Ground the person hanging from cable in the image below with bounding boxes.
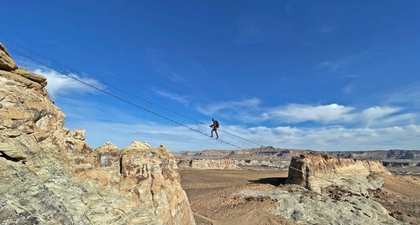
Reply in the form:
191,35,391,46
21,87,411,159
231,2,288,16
210,118,219,139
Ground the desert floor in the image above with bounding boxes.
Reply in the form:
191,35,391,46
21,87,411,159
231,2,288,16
179,166,420,225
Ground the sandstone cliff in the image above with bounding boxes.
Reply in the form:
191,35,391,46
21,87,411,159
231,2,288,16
239,153,402,225
177,158,238,169
0,43,195,225
286,153,391,194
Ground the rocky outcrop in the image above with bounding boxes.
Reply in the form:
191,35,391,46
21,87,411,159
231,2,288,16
0,43,17,71
240,188,403,225
239,153,401,225
0,43,195,225
236,159,290,168
286,153,391,194
177,158,238,169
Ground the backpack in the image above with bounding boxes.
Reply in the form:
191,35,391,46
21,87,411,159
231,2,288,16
214,120,219,128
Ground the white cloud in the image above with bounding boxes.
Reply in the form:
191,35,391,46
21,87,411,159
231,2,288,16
342,84,353,94
69,119,232,151
378,113,417,127
152,88,190,106
196,97,261,116
77,120,420,151
341,74,359,78
361,106,401,127
267,103,354,124
196,98,418,129
34,68,102,99
57,96,420,152
264,104,415,128
253,124,420,151
28,67,418,152
317,61,341,72
385,82,420,107
317,51,374,73
144,48,185,83
169,72,185,82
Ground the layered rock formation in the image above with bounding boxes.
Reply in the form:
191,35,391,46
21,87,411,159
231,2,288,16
286,153,391,194
179,147,420,164
239,153,402,225
230,146,313,161
240,187,403,225
177,158,238,169
0,43,195,225
329,149,420,161
0,43,18,71
174,149,234,158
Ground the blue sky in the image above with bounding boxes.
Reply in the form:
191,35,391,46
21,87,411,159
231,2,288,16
2,1,420,151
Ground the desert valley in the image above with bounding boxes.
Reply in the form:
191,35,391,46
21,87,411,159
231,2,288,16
175,148,420,224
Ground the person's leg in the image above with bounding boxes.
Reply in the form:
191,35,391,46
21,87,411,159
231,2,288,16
215,129,219,139
211,129,214,137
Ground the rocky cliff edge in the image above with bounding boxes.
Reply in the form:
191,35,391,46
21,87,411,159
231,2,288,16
286,153,391,194
0,43,195,225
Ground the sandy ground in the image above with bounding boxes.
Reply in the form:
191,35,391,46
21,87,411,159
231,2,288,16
179,167,420,225
180,167,295,225
371,175,420,224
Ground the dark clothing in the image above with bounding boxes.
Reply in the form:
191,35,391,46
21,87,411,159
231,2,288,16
210,119,219,139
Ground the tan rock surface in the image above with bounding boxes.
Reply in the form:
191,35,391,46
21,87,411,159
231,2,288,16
0,43,17,71
180,165,418,225
119,142,195,225
286,153,391,193
0,43,195,225
0,70,49,98
14,68,47,86
177,158,239,169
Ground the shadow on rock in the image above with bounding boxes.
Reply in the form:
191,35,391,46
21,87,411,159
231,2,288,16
249,177,287,186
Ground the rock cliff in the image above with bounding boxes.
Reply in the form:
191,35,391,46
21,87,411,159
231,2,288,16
286,153,391,194
239,153,402,225
328,149,420,161
177,158,238,169
0,43,195,225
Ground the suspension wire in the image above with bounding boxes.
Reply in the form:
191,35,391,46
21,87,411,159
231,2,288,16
6,45,245,150
217,129,263,147
3,39,263,148
3,39,202,123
